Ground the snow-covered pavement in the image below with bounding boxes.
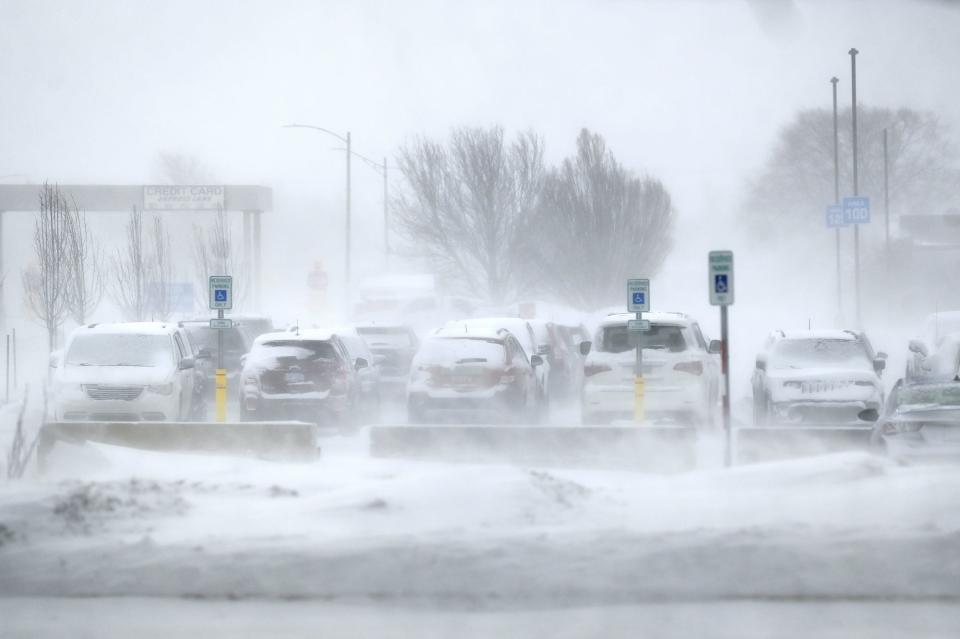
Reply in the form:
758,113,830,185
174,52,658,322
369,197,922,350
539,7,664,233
2,427,960,634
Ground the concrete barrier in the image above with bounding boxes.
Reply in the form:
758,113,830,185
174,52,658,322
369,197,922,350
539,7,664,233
37,420,320,471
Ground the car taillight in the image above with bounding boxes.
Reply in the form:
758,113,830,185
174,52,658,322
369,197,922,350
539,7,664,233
584,363,611,377
673,361,703,376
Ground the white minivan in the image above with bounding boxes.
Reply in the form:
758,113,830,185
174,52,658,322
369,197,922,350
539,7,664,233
53,322,198,422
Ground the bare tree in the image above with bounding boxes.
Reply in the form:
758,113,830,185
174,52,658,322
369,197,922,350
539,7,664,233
111,207,149,321
394,126,544,303
743,106,958,242
154,151,216,185
192,207,241,308
522,129,674,309
146,216,175,320
22,183,72,350
64,200,104,324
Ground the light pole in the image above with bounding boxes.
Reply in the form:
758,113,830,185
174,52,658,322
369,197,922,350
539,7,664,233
849,47,861,326
283,124,352,301
347,149,393,265
831,76,842,319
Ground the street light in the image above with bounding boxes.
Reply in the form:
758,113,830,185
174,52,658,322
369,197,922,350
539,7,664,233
283,124,352,298
831,76,842,319
849,47,861,326
345,148,393,266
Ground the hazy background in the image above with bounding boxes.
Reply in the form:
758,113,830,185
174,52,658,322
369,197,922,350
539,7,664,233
1,0,958,393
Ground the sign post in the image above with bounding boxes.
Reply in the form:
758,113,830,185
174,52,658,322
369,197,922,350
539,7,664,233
627,278,650,422
209,276,233,423
708,252,734,467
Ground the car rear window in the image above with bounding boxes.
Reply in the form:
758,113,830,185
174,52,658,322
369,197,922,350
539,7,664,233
416,337,506,366
769,339,871,371
356,327,414,349
599,324,687,354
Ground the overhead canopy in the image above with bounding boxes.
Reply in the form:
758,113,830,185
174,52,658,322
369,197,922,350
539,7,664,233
0,184,271,212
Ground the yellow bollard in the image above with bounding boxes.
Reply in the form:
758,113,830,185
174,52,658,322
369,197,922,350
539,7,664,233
634,375,645,422
215,368,227,423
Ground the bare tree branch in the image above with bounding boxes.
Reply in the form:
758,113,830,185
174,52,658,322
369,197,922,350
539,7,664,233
22,183,72,350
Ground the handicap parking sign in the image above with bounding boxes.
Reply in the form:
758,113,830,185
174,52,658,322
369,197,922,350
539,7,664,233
208,275,233,310
632,292,645,305
715,274,728,294
215,289,228,302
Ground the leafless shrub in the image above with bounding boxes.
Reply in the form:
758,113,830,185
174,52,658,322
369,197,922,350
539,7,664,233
22,183,72,350
64,200,104,324
5,387,40,480
111,207,149,321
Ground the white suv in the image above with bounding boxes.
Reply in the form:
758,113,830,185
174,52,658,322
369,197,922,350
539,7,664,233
53,322,198,422
580,312,721,426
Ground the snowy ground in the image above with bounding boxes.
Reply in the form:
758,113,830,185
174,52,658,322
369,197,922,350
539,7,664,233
2,418,960,636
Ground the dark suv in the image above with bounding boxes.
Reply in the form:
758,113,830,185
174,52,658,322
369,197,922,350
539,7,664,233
239,330,363,425
355,324,419,399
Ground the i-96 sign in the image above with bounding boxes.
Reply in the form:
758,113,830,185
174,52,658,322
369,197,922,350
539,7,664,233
842,196,870,225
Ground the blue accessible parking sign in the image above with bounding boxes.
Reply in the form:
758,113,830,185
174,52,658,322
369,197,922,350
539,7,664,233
215,289,228,302
715,274,728,294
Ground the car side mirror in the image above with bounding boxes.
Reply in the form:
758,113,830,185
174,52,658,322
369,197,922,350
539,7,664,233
756,357,766,372
873,358,887,375
908,340,928,357
355,357,368,371
179,357,195,371
858,408,880,423
708,340,722,355
530,354,544,368
579,341,592,357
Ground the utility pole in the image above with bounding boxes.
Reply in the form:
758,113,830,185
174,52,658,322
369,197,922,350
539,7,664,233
383,157,390,266
849,47,861,327
883,128,890,260
345,131,352,304
831,76,842,319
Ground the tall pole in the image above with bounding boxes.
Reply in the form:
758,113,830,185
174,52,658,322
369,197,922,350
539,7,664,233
721,304,731,467
883,127,890,258
831,77,842,319
383,157,390,266
345,131,352,307
849,47,861,327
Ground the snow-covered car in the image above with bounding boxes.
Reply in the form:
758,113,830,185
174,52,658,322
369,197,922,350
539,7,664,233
239,330,362,425
335,327,382,422
752,329,887,426
871,335,960,462
442,317,552,409
52,322,198,422
355,323,420,399
181,319,251,395
906,310,960,383
580,312,720,426
407,327,544,423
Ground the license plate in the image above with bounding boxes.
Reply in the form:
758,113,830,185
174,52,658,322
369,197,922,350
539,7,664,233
285,372,305,383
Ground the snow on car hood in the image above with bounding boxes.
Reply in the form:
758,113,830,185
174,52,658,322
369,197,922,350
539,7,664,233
59,364,175,386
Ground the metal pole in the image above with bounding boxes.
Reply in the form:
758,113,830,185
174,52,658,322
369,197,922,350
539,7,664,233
5,334,9,404
383,157,389,266
884,127,890,257
634,312,644,422
721,304,731,467
345,131,352,309
12,327,17,392
849,47,861,327
216,308,226,423
831,76,842,319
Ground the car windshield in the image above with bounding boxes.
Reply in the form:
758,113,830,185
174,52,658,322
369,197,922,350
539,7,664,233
185,326,246,352
769,339,872,371
65,334,174,367
356,327,414,349
599,324,687,354
416,337,505,366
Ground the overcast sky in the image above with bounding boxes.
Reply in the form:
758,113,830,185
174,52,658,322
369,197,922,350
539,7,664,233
1,0,958,325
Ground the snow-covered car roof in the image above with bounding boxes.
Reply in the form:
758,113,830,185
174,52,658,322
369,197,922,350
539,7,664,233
433,323,508,342
253,329,338,345
773,329,861,342
598,311,691,327
70,322,181,337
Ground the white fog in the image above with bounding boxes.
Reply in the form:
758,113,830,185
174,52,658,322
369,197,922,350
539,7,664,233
2,1,960,636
